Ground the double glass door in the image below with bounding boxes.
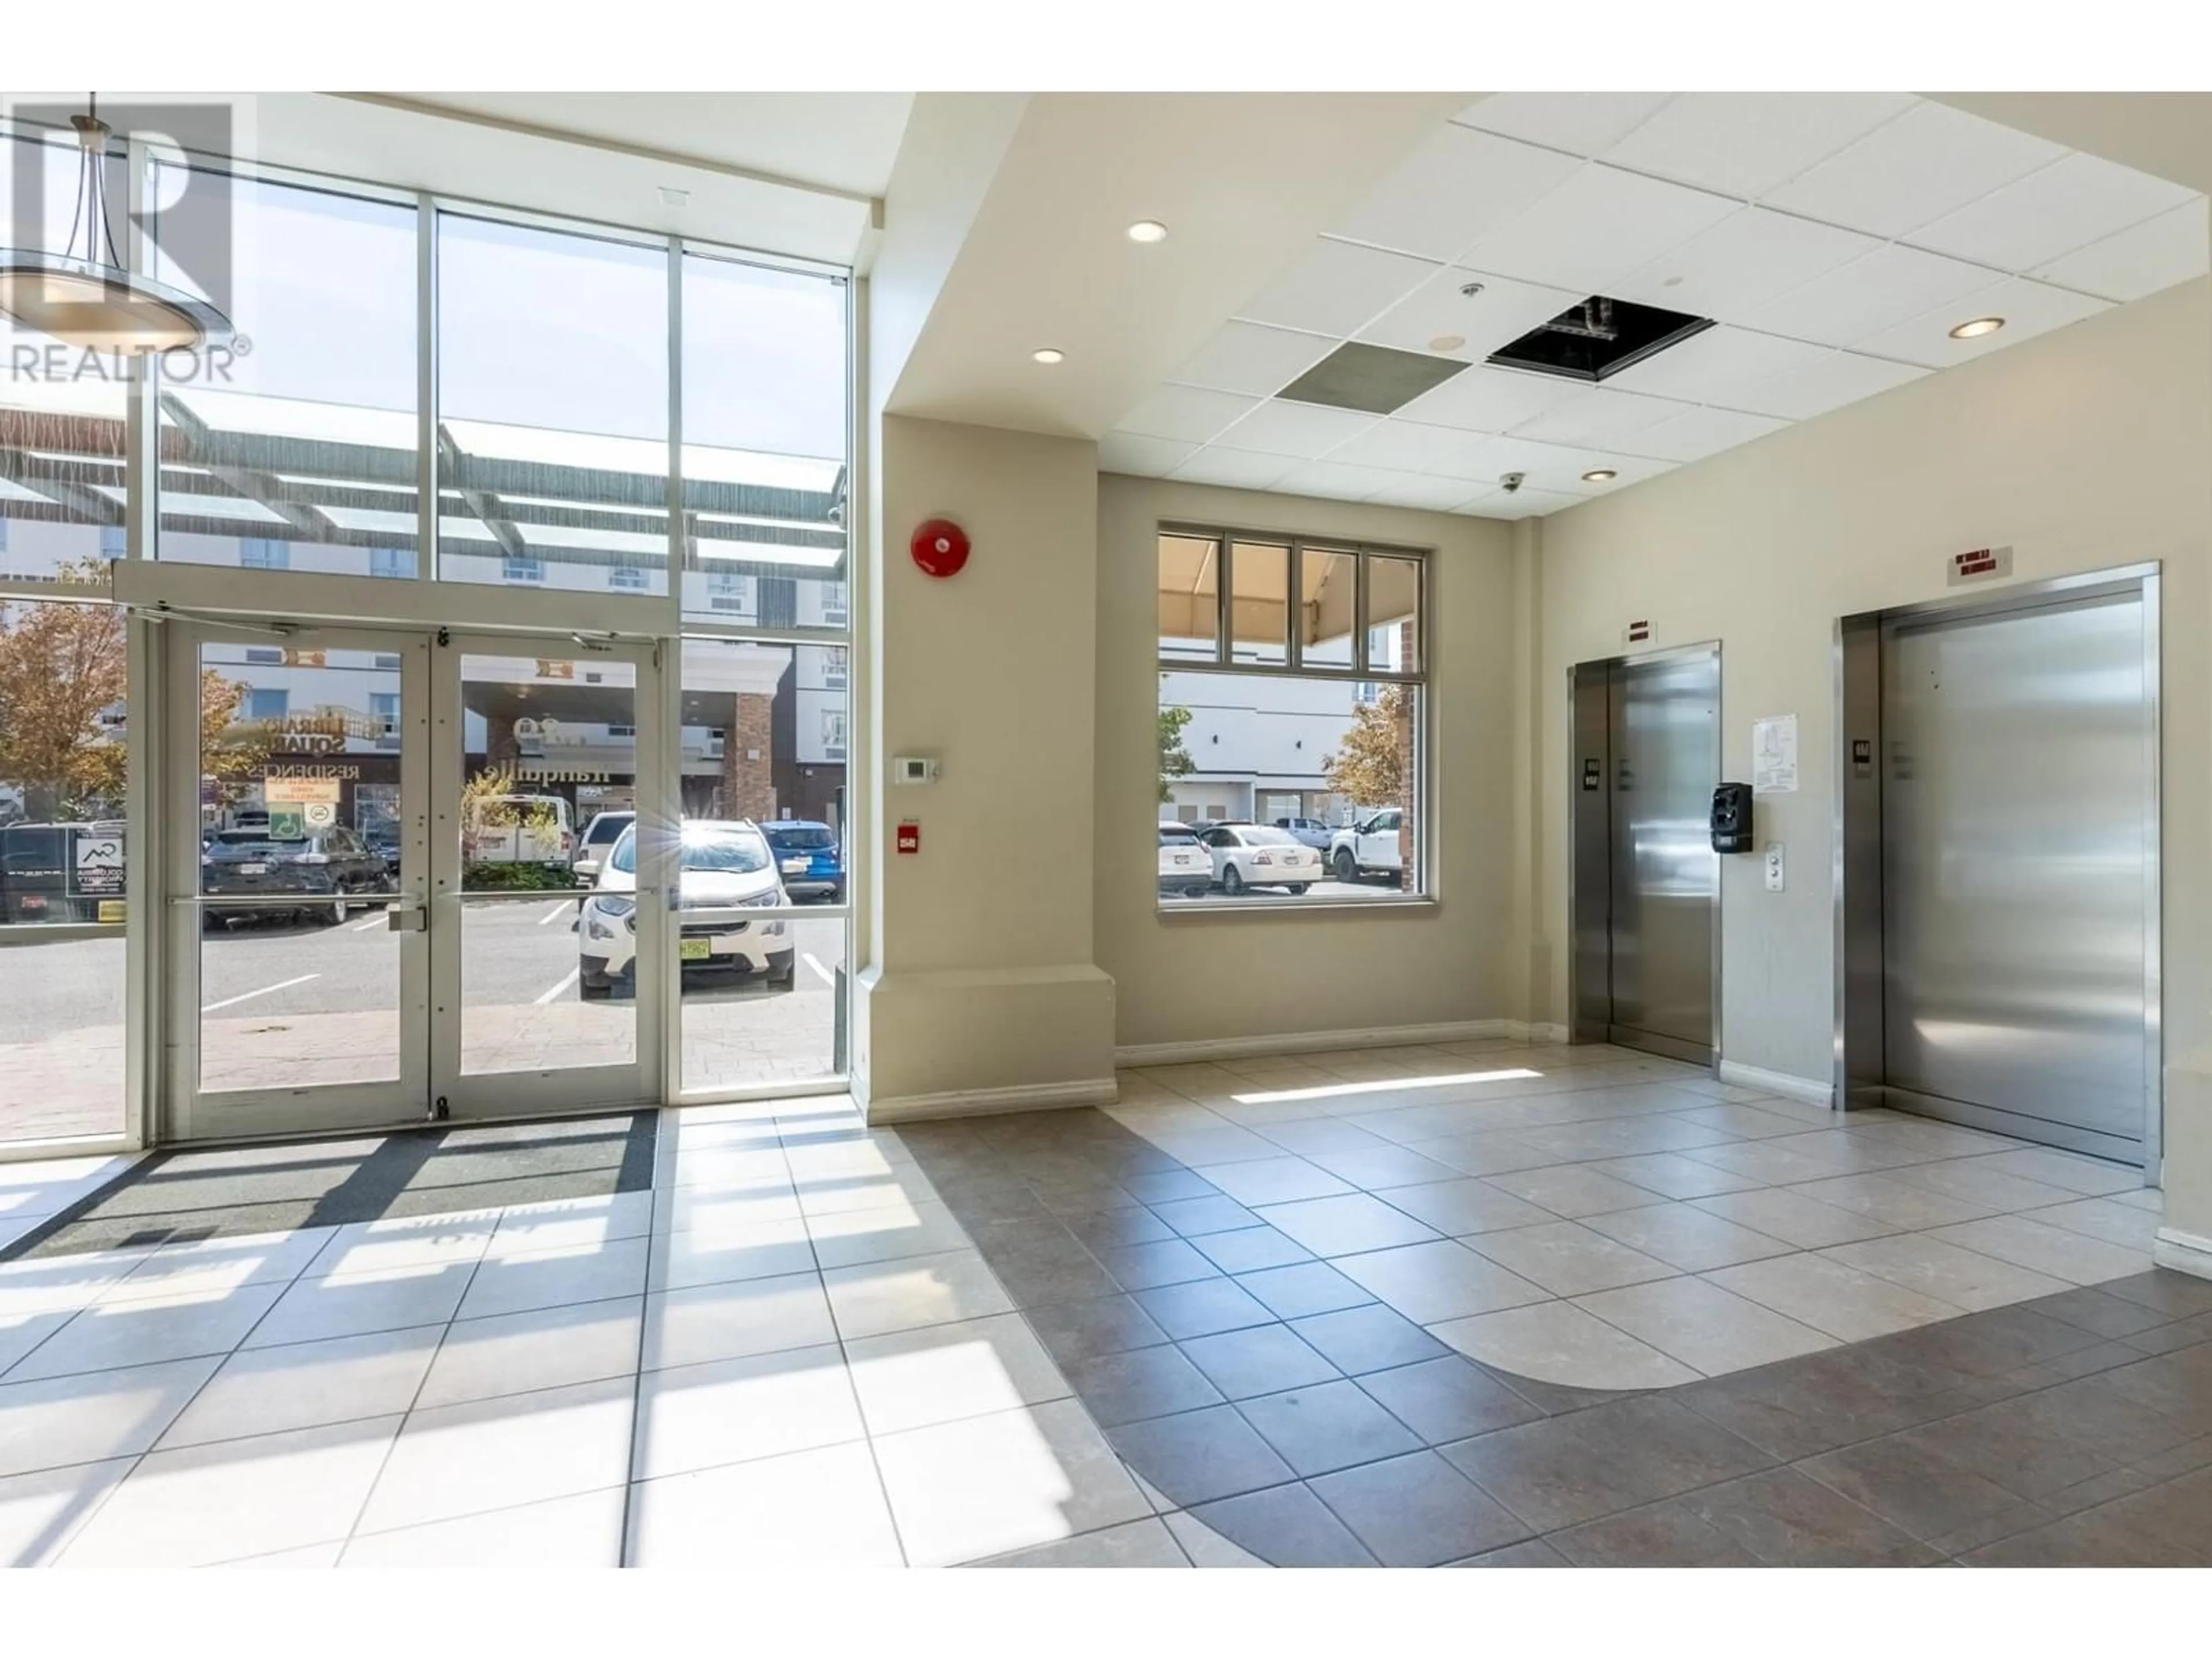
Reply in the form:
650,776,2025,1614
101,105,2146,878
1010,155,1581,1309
164,623,665,1139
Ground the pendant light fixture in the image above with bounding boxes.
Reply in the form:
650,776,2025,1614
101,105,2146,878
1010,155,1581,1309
0,93,234,353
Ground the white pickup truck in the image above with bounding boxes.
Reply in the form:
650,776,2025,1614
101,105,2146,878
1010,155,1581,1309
1328,808,1404,884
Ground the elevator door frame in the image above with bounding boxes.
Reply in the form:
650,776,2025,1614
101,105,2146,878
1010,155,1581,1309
1832,562,2161,1176
1569,641,1723,1069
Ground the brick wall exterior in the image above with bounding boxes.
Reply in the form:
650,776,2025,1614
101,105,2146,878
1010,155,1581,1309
720,692,778,821
1395,618,1416,892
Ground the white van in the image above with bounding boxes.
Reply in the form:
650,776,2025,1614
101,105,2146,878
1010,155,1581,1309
464,793,575,866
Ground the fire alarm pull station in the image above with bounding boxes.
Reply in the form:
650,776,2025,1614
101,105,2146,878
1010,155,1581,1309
896,821,921,855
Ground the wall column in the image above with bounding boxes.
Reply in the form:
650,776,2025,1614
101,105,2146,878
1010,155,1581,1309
719,692,777,820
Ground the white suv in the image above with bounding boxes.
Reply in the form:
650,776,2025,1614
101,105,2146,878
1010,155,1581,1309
1330,809,1406,884
578,820,793,998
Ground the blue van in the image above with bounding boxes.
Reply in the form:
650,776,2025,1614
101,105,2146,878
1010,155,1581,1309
759,819,844,902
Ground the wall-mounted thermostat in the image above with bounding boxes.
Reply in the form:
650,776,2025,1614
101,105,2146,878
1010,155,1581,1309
893,756,938,785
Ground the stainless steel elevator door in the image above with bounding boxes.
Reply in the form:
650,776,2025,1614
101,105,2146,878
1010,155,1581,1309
1881,591,2150,1154
1608,651,1718,1059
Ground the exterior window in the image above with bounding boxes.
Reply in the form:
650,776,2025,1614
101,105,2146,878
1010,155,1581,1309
370,692,400,749
502,556,544,584
821,709,848,759
240,539,291,570
1156,529,1426,907
608,564,649,591
244,647,283,666
370,547,410,580
821,648,849,691
99,526,125,560
244,687,290,722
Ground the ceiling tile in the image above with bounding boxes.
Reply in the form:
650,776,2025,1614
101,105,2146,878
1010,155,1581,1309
1463,486,1584,521
1361,471,1490,512
1271,460,1405,502
1604,324,1835,409
1393,363,1578,434
1234,237,1440,337
1508,385,1691,448
1213,400,1380,460
1744,350,1927,422
1621,405,1793,463
1455,93,1676,160
1330,126,1582,262
1906,151,2199,272
1743,243,2002,348
1853,277,2110,369
2033,199,2210,302
1457,164,1739,295
1358,267,1583,361
1762,100,2069,240
1601,92,1915,202
1167,448,1301,491
1116,384,1263,444
1166,320,1337,397
1321,418,1501,479
1099,432,1198,476
1465,434,1625,497
1609,207,1881,319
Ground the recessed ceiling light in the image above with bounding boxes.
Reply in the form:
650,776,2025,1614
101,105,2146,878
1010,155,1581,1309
1428,334,1467,353
1126,220,1168,244
1949,316,2005,340
1582,468,1618,483
1031,348,1065,365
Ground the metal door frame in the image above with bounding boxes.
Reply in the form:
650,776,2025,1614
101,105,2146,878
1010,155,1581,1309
158,620,667,1141
1567,639,1724,1069
1831,562,2161,1177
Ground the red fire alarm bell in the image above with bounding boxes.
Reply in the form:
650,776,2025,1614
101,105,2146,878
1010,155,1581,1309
911,518,970,578
896,821,921,855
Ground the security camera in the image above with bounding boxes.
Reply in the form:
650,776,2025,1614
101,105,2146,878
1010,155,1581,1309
1499,471,1525,494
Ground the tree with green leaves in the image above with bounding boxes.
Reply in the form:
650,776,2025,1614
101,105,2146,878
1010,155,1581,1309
1157,701,1196,805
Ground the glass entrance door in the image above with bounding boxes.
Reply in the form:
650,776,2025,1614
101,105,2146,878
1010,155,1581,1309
164,623,662,1139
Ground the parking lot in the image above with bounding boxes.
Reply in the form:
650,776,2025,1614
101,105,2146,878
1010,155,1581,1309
1158,877,1402,904
0,899,846,1143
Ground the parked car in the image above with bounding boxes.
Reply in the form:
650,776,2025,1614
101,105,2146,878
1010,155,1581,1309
572,810,636,883
1273,816,1334,850
1199,821,1321,896
760,819,845,902
1157,823,1211,899
578,819,793,998
1330,808,1406,884
201,824,396,926
0,820,124,924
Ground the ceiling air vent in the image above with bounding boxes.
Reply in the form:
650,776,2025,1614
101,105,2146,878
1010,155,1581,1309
1274,342,1468,415
1487,295,1713,383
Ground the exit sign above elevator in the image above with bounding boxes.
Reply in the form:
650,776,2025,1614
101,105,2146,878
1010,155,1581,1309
1948,545,2013,585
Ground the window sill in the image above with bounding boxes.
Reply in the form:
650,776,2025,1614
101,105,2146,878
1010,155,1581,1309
1156,896,1437,922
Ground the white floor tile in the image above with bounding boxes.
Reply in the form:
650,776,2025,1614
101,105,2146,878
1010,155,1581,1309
0,1355,220,1479
1784,1173,1997,1231
213,1540,345,1567
0,1249,157,1319
662,1145,793,1192
1573,1275,1835,1377
2020,1197,2163,1252
0,1457,133,1566
630,1344,864,1481
1950,1148,2145,1198
872,1397,1151,1567
102,1229,335,1304
357,1376,632,1535
1687,1188,1898,1249
489,1190,655,1255
1925,1214,2156,1286
1330,1239,1551,1324
975,1516,1191,1567
1592,1152,1767,1200
1881,1158,2081,1214
245,1263,474,1350
1579,1200,1796,1272
162,1324,444,1448
344,1487,626,1567
7,1283,283,1382
844,1312,1070,1437
301,1215,497,1279
417,1297,642,1409
646,1214,817,1291
1429,1301,1698,1392
821,1249,1013,1341
1464,1220,1679,1297
457,1234,650,1321
1199,1157,1355,1207
1480,1163,1666,1219
642,1271,836,1370
59,1416,401,1567
650,1180,803,1235
1703,1253,1964,1341
794,1167,944,1219
1373,1177,1555,1236
805,1199,975,1271
1250,1193,1442,1256
0,1309,69,1378
1820,1234,2072,1313
626,1440,904,1567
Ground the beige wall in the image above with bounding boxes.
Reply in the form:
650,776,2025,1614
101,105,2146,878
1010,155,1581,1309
1096,476,1520,1054
1531,278,2212,1238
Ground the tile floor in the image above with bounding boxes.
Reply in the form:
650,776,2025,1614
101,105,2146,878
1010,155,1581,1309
2,1040,2207,1567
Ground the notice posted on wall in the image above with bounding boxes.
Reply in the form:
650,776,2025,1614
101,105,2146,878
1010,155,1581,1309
1752,714,1798,795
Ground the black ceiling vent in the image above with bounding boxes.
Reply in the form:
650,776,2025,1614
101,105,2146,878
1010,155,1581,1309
1487,296,1713,383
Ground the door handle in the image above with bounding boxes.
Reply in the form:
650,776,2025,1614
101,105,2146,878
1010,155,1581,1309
387,904,426,933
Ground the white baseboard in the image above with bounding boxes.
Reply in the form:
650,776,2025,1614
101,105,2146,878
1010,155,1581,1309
1115,1020,1522,1069
1717,1059,1835,1108
865,1077,1119,1125
2154,1225,2212,1282
1512,1021,1570,1044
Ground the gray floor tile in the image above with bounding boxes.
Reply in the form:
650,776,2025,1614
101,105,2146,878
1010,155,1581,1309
1063,1344,1225,1427
1465,1219,1679,1297
1448,1537,1573,1567
1288,1303,1452,1376
972,1516,1191,1568
1354,1355,1544,1442
1094,1238,1221,1291
1188,1482,1378,1566
1376,1177,1555,1237
1190,1226,1315,1275
1021,1294,1171,1368
1105,1405,1297,1508
1551,1499,1765,1566
1672,1467,1942,1566
1178,1324,1340,1401
1131,1278,1275,1340
1149,1195,1263,1238
1798,1434,2036,1543
1235,1261,1373,1320
1236,1380,1422,1477
1308,1449,1531,1566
